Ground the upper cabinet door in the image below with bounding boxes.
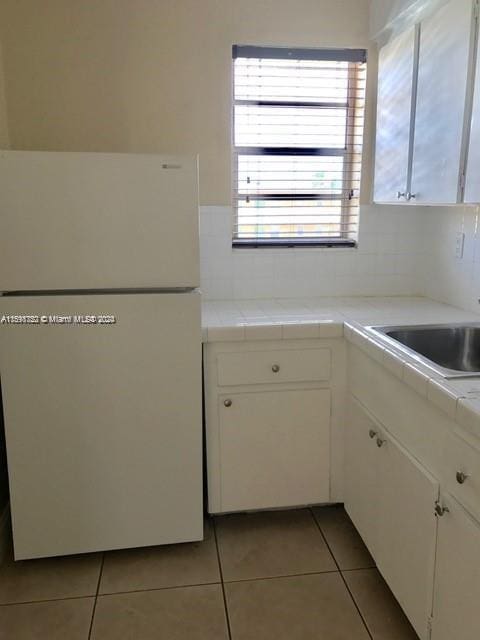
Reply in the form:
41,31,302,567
374,26,418,203
411,0,475,204
465,5,480,202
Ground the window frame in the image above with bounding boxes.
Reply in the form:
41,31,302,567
232,45,367,249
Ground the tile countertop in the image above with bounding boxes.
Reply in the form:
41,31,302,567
202,296,480,440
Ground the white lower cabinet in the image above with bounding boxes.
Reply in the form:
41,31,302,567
375,434,439,640
204,339,344,514
345,395,439,640
218,389,330,512
344,396,380,555
432,495,480,640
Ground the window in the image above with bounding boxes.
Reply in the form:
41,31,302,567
232,45,367,247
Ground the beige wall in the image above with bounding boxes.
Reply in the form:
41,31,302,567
0,39,9,148
0,37,10,514
0,0,372,204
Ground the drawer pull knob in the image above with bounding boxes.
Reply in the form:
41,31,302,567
271,364,280,373
224,399,232,408
376,437,386,448
456,471,469,485
369,430,377,439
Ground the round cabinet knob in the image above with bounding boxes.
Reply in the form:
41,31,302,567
224,399,232,408
407,192,417,201
456,471,469,485
376,437,386,448
271,364,280,373
369,429,377,439
397,191,406,200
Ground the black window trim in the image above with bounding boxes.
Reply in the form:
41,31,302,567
233,238,357,249
232,45,367,64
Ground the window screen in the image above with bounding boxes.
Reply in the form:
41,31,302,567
232,45,367,247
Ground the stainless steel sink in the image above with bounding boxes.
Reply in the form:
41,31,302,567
366,323,480,378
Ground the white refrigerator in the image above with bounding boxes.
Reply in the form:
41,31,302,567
0,150,203,560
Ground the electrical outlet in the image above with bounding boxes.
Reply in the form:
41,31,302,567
455,232,465,259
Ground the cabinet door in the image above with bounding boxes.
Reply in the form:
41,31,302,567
432,495,480,640
465,14,480,202
344,396,379,556
218,389,330,512
411,0,474,203
376,435,439,640
374,26,418,203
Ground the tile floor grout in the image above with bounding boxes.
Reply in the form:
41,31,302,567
212,518,233,640
0,565,379,608
97,580,222,598
220,568,341,583
87,552,105,640
0,568,384,607
309,507,374,640
0,594,97,607
0,508,416,639
341,566,380,573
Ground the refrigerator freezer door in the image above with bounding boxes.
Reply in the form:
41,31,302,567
0,151,200,291
0,292,202,559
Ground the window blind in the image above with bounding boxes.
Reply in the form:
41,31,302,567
232,45,367,247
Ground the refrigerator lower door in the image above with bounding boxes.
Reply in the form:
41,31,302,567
0,292,202,559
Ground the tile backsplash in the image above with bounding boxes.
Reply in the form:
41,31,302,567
423,205,480,314
200,204,426,300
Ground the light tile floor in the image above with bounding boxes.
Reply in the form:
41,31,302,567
0,506,419,639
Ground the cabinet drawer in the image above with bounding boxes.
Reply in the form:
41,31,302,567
216,348,331,387
444,432,480,521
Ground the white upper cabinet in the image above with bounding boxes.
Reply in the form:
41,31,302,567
374,26,418,203
411,0,475,204
370,0,450,39
374,0,478,205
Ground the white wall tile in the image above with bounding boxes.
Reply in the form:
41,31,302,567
199,203,428,300
422,205,480,313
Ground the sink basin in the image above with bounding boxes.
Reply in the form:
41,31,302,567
366,323,480,378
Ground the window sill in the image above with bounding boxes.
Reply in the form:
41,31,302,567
232,239,357,249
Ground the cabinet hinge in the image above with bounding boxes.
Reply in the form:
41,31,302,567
475,0,480,21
